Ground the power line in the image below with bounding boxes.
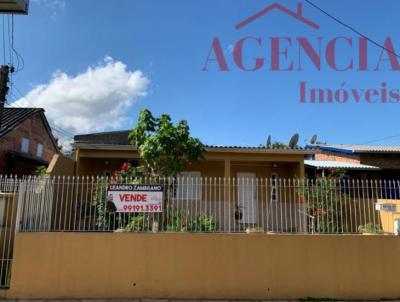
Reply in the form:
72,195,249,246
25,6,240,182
51,125,75,138
6,92,76,141
7,82,77,139
2,16,5,64
9,82,76,137
6,16,11,67
304,0,400,59
51,129,74,141
10,15,24,73
0,14,24,74
304,0,400,146
358,133,400,146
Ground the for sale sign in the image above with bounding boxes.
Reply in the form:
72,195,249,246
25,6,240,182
107,184,163,213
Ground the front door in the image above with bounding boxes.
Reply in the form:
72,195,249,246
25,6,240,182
237,173,257,225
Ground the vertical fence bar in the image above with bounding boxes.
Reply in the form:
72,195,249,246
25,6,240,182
260,178,264,231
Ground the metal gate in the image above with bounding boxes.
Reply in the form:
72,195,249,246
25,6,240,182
0,176,19,288
0,176,53,288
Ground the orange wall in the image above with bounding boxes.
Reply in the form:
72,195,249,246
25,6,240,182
6,233,400,300
76,150,305,179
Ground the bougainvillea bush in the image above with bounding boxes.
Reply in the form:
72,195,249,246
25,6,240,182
91,162,143,230
300,170,348,234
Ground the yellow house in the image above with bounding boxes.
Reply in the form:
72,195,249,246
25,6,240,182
47,130,315,233
70,131,312,179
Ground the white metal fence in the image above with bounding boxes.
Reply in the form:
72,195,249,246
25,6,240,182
4,175,399,235
0,176,19,288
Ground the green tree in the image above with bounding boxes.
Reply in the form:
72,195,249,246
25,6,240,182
92,110,206,231
128,109,204,177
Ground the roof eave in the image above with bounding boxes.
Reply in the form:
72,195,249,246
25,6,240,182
74,143,315,155
205,147,314,155
74,143,138,151
305,165,381,171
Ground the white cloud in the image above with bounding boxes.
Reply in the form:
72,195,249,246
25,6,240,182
14,57,150,137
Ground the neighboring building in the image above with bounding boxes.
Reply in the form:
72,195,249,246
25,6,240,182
0,108,59,176
306,144,400,179
72,130,313,179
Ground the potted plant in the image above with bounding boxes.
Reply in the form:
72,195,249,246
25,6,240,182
234,204,243,221
246,227,264,234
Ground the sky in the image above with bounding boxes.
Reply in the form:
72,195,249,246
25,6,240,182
6,0,400,148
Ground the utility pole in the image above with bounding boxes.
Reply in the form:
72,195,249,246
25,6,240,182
0,65,10,132
0,1,29,131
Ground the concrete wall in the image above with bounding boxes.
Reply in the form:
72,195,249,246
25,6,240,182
5,233,400,300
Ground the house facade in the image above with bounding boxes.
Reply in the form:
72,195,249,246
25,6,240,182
0,108,59,176
72,131,310,179
43,131,316,232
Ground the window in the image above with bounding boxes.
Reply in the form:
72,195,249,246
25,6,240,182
36,143,44,158
176,171,202,201
21,138,29,153
271,173,278,202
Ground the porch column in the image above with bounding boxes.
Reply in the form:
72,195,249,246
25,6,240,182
74,149,80,175
297,160,305,179
224,159,231,179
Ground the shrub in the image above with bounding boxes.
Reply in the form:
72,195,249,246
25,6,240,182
125,214,151,232
165,209,189,232
300,177,348,234
190,214,218,232
358,223,384,234
164,209,218,233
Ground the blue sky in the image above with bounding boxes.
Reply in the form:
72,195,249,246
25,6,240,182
8,0,400,147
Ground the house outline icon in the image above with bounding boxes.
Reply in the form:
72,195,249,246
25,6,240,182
235,2,320,30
